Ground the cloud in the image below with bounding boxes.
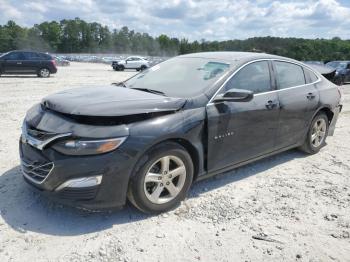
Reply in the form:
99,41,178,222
0,0,349,40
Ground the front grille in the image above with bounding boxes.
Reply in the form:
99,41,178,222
57,186,98,200
21,160,54,183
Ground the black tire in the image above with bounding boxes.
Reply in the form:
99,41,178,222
128,142,194,214
113,67,119,71
37,68,50,78
118,65,125,71
140,65,147,71
299,112,329,154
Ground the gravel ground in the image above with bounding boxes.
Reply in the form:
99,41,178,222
0,62,349,262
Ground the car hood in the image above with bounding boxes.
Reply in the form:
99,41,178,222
41,86,186,117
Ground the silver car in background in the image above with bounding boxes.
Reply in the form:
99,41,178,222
112,56,149,71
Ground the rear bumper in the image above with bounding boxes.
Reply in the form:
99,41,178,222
50,67,58,74
329,104,342,136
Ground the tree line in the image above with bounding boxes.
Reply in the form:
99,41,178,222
1,17,350,61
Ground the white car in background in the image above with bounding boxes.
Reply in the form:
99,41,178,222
112,56,150,71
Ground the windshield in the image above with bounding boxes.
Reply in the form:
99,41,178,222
125,57,230,97
0,52,9,58
327,61,347,69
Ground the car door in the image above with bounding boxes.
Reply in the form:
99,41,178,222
206,61,280,172
22,52,41,73
125,57,136,69
133,58,142,68
2,51,25,73
273,61,320,149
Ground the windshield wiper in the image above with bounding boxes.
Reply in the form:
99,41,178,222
112,82,126,87
131,88,166,96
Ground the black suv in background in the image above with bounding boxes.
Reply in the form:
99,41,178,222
0,50,57,77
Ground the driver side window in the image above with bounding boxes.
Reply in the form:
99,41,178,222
224,61,272,94
5,52,24,60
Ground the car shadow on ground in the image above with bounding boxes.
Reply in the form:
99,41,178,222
0,75,44,78
0,149,306,236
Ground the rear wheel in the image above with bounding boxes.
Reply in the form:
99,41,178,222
37,68,50,78
299,112,329,154
128,142,193,214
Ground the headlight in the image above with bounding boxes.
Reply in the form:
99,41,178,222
52,137,127,155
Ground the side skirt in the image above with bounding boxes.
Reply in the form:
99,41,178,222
195,143,299,182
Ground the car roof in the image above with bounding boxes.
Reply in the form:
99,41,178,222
128,56,144,59
328,60,350,63
8,50,50,55
178,51,289,62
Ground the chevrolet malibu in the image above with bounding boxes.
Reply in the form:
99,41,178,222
20,52,342,213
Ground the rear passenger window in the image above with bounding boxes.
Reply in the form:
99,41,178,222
304,68,319,83
224,61,272,94
274,61,306,89
23,52,40,60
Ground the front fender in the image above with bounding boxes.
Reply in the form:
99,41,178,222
126,108,206,179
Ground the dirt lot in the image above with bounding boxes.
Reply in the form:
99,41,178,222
0,62,349,262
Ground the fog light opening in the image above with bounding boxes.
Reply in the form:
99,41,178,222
55,175,103,191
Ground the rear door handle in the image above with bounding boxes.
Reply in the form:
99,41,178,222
306,92,316,100
265,100,278,110
16,62,22,65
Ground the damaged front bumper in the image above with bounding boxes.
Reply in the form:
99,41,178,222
19,104,137,210
19,137,133,210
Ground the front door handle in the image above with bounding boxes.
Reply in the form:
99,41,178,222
16,62,22,65
306,92,316,100
265,100,278,110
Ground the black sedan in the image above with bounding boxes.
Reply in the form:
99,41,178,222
19,52,342,213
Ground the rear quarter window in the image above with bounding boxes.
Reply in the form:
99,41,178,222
304,68,319,83
38,53,52,60
274,61,306,89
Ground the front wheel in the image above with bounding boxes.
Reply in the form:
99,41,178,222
299,112,329,154
140,65,147,71
128,142,194,214
37,68,50,78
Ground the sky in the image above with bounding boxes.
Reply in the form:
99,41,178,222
0,0,350,40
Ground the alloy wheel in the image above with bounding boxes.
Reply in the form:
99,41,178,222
311,118,327,147
40,68,50,77
144,155,186,204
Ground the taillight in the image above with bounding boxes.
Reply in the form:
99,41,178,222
51,60,57,67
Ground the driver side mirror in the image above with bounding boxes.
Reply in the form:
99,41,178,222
213,88,253,103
